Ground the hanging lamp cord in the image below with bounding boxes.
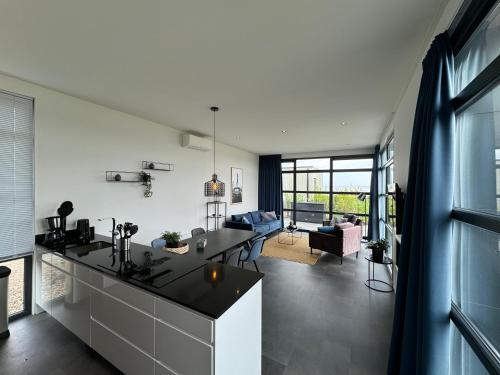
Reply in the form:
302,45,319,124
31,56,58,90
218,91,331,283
213,109,216,177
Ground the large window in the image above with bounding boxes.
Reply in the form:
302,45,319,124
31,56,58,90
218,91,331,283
379,136,395,259
450,1,500,374
0,90,34,320
282,156,372,233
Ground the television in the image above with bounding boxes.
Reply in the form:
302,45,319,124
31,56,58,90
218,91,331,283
387,182,405,235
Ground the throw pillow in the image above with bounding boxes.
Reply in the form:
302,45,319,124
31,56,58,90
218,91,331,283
335,222,354,231
343,214,358,224
330,215,348,225
261,211,277,221
318,226,337,234
242,216,250,224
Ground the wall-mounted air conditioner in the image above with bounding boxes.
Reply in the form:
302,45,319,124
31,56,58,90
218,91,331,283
181,134,211,152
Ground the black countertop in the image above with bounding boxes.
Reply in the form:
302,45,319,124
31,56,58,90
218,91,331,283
36,234,263,319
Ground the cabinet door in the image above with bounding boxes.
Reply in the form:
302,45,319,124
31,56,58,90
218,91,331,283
91,289,154,355
51,267,91,345
37,260,52,314
155,320,213,375
91,320,154,375
35,247,52,314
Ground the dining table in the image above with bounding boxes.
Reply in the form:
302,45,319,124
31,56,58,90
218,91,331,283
184,227,259,263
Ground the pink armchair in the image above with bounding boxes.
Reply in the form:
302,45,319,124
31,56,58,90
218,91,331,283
309,223,362,264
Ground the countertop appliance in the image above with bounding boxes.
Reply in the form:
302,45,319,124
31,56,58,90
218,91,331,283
76,219,90,245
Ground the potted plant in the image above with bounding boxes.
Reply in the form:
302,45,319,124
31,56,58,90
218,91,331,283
366,239,388,263
161,231,182,248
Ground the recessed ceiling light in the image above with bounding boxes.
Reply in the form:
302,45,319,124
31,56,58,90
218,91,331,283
235,136,240,140
340,121,347,126
281,130,287,134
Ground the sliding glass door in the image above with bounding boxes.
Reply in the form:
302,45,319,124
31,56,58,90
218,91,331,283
282,156,372,233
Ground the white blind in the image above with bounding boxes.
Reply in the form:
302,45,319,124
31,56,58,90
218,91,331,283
0,91,34,260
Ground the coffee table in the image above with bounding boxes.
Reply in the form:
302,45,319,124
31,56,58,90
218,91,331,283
278,226,302,245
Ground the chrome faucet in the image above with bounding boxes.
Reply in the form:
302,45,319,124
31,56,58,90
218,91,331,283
98,217,117,252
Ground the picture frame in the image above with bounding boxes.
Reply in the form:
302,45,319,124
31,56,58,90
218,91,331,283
231,167,243,204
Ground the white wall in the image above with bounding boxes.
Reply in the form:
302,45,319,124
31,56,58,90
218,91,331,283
380,0,464,189
0,73,258,245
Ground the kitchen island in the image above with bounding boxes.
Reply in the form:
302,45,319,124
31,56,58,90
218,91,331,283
34,234,263,375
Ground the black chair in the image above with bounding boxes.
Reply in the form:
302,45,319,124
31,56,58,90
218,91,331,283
191,227,206,237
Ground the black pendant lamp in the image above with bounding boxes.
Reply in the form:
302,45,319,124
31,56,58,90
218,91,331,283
204,106,225,199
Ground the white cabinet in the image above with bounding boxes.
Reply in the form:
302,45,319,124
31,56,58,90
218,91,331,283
155,297,214,344
34,248,262,375
35,247,52,314
37,260,53,314
91,288,154,355
51,266,91,345
91,319,155,375
90,272,155,315
155,320,213,375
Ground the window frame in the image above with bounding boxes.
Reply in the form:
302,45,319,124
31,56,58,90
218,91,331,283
0,254,33,321
449,0,500,373
282,154,373,234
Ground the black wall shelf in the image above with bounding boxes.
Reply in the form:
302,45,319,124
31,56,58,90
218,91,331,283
106,171,144,182
142,161,174,172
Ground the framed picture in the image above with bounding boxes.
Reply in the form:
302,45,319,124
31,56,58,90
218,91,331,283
231,167,243,204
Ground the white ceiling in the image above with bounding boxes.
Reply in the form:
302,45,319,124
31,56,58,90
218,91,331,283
0,0,446,155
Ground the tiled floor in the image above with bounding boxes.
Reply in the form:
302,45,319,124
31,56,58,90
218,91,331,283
0,246,394,375
259,246,394,375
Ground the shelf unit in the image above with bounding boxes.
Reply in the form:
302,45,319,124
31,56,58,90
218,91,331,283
142,161,174,172
106,171,145,182
206,201,226,231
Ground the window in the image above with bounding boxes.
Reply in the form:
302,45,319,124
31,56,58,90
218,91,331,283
281,156,372,233
0,90,34,320
450,1,500,373
378,136,395,258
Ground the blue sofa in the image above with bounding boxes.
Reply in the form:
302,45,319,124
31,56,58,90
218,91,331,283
225,210,282,237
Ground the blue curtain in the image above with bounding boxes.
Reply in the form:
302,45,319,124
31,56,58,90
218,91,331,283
387,33,455,375
258,155,283,217
368,145,380,240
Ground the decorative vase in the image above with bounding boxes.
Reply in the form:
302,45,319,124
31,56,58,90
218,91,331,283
372,248,384,263
164,242,189,254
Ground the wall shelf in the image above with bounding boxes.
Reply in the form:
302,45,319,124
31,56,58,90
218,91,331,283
142,161,174,172
106,171,144,182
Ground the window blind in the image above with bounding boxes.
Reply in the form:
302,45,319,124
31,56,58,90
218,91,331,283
0,91,34,260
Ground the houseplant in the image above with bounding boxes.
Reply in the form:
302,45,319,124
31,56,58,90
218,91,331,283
161,231,182,248
366,239,388,263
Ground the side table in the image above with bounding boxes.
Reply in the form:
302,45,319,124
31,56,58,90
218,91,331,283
364,255,393,292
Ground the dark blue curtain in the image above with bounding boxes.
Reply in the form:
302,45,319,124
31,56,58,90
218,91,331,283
258,155,283,217
387,33,454,375
368,145,380,240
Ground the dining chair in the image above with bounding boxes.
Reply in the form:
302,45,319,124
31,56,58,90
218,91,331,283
238,237,266,272
191,227,206,237
151,238,166,249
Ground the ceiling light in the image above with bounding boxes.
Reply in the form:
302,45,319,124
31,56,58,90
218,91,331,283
204,106,225,199
340,121,347,126
281,130,287,134
235,136,240,140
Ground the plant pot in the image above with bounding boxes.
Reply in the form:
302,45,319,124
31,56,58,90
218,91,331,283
372,248,384,263
167,242,180,248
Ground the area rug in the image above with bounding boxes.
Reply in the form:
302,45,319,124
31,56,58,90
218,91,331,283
261,233,322,265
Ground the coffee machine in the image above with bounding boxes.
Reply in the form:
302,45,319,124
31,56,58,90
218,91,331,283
44,216,64,247
43,201,74,248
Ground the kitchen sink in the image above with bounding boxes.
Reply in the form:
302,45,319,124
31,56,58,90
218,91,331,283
68,241,113,256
